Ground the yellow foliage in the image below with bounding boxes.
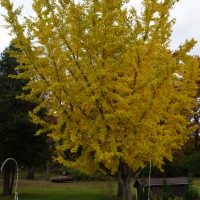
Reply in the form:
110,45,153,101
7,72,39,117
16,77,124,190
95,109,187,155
0,0,199,176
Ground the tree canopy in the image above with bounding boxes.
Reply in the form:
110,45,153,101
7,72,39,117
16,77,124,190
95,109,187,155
0,0,199,199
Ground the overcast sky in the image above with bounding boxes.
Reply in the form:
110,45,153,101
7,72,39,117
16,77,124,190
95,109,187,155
0,0,200,55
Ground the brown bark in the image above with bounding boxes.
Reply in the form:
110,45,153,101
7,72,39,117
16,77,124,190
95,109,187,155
99,161,136,200
2,162,15,196
27,167,35,180
117,182,123,197
194,128,200,151
117,162,133,200
9,166,15,194
3,163,10,196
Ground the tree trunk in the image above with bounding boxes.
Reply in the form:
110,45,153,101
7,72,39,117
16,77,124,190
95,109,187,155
194,128,199,151
99,161,133,200
3,162,10,196
117,182,123,197
117,162,133,200
46,161,49,181
27,167,35,180
9,166,15,195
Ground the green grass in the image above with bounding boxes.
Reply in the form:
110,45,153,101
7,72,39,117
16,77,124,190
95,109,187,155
2,178,200,200
0,179,136,200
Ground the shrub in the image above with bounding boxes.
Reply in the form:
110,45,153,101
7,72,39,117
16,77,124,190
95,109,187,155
67,168,91,181
184,185,200,200
183,153,200,177
161,180,174,200
138,186,148,200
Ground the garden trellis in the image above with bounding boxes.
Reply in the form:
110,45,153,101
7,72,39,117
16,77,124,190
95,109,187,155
1,158,19,200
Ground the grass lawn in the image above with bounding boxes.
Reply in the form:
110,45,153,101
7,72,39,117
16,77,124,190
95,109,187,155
0,179,136,200
2,177,200,200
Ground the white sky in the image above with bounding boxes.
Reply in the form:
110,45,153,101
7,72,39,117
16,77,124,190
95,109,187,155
0,0,200,55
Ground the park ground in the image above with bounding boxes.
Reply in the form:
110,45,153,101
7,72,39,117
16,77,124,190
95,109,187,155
0,171,133,200
1,174,200,200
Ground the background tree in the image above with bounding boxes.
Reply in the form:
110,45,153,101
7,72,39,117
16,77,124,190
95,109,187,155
188,57,200,151
0,45,51,196
0,0,199,200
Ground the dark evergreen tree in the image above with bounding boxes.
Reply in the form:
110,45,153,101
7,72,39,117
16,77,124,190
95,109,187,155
0,45,51,196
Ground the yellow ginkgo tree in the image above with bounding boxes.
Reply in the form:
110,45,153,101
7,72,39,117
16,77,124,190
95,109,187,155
0,0,199,199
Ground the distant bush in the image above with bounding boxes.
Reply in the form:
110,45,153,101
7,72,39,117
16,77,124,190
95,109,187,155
139,157,184,178
183,153,200,177
67,168,108,181
184,187,199,200
183,179,200,200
